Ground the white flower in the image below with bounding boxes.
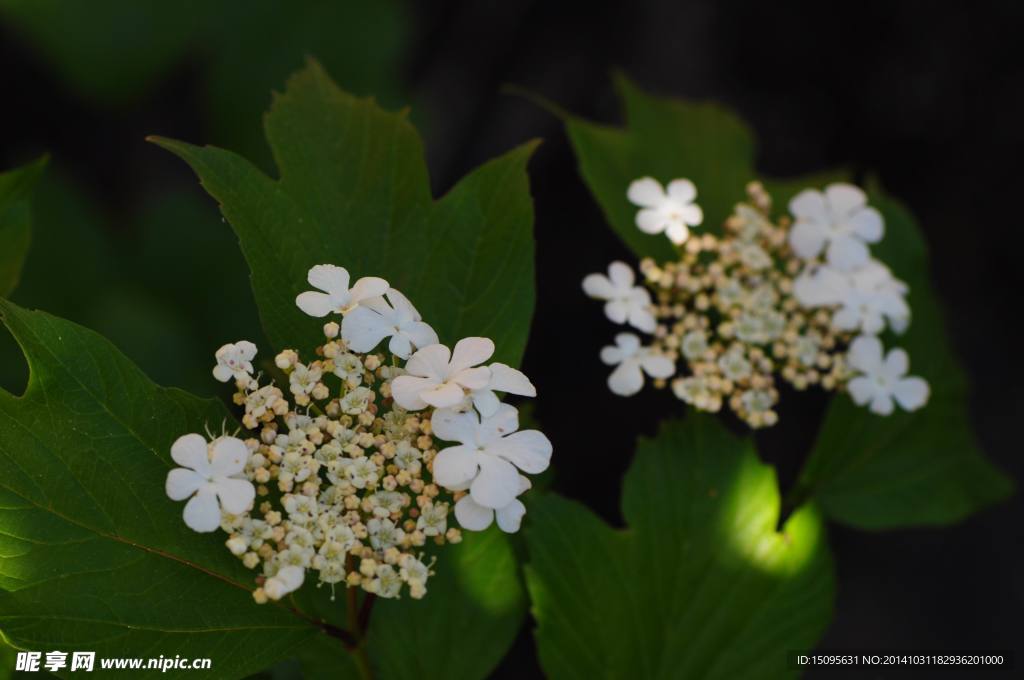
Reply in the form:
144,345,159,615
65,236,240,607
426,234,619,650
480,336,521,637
416,501,448,536
846,335,929,415
431,404,552,510
795,260,909,335
788,183,884,271
212,341,257,383
600,333,675,396
366,564,402,599
289,363,321,397
341,288,439,359
367,518,405,550
340,386,374,415
332,353,364,386
681,330,708,360
468,362,536,418
295,264,389,317
627,177,703,244
454,475,531,533
165,434,255,533
346,458,379,489
393,440,422,473
582,261,656,332
391,338,494,411
263,565,305,600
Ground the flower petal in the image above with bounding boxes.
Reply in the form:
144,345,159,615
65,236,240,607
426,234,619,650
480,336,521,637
883,348,909,379
848,206,884,242
349,276,390,304
171,433,210,474
626,177,665,208
212,364,233,383
472,389,502,418
470,455,521,509
607,261,635,289
893,377,929,411
307,264,350,295
478,403,521,444
215,477,255,515
846,376,875,406
489,430,552,474
582,273,615,300
679,203,703,226
182,486,221,532
403,321,439,352
296,291,335,317
869,392,895,416
421,381,467,409
627,307,657,333
209,437,249,477
341,306,392,353
450,337,495,372
495,498,527,533
453,366,492,391
608,360,644,396
432,445,479,489
391,375,435,410
789,189,828,222
388,333,413,360
406,344,451,380
665,221,689,245
454,495,494,531
789,221,827,260
488,362,536,397
826,235,869,271
825,183,866,216
431,408,481,445
848,335,884,373
604,299,630,324
636,208,668,234
165,468,205,501
666,178,696,204
235,341,258,361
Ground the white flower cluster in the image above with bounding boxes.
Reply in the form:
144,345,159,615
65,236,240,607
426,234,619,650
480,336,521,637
166,265,551,603
582,177,930,426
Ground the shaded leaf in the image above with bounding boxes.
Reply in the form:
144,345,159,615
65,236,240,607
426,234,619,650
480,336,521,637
524,416,834,680
154,59,538,366
0,156,46,297
0,300,324,678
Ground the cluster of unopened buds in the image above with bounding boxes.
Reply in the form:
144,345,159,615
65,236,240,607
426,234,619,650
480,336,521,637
165,265,551,603
584,177,930,427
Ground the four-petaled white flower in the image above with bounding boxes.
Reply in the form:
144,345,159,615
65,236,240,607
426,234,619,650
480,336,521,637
794,260,909,335
213,340,257,383
600,333,675,396
263,565,304,600
454,475,531,533
295,264,389,317
627,177,703,245
582,261,656,332
391,338,494,411
342,288,439,359
289,363,321,396
431,404,552,511
165,434,255,532
846,335,929,415
788,183,884,271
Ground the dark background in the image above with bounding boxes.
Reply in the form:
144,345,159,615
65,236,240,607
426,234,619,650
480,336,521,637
2,1,1022,678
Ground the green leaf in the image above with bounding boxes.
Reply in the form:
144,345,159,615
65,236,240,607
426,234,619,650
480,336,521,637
0,300,324,678
153,59,538,367
524,416,834,680
0,157,46,297
558,75,1010,528
788,187,1013,528
563,73,754,260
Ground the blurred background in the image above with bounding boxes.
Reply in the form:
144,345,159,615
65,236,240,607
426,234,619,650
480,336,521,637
1,1,1022,677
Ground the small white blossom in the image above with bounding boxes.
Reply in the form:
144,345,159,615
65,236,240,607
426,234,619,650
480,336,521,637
788,183,884,271
342,288,439,359
393,440,422,473
289,363,321,397
846,335,929,415
454,475,530,533
367,518,405,550
332,353,364,386
346,458,379,489
365,564,402,599
391,338,494,411
212,341,257,383
340,386,374,415
600,333,675,396
166,435,255,532
582,261,656,332
295,264,389,317
416,501,448,536
627,177,703,244
263,565,305,600
795,260,909,335
680,330,708,360
431,404,552,510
